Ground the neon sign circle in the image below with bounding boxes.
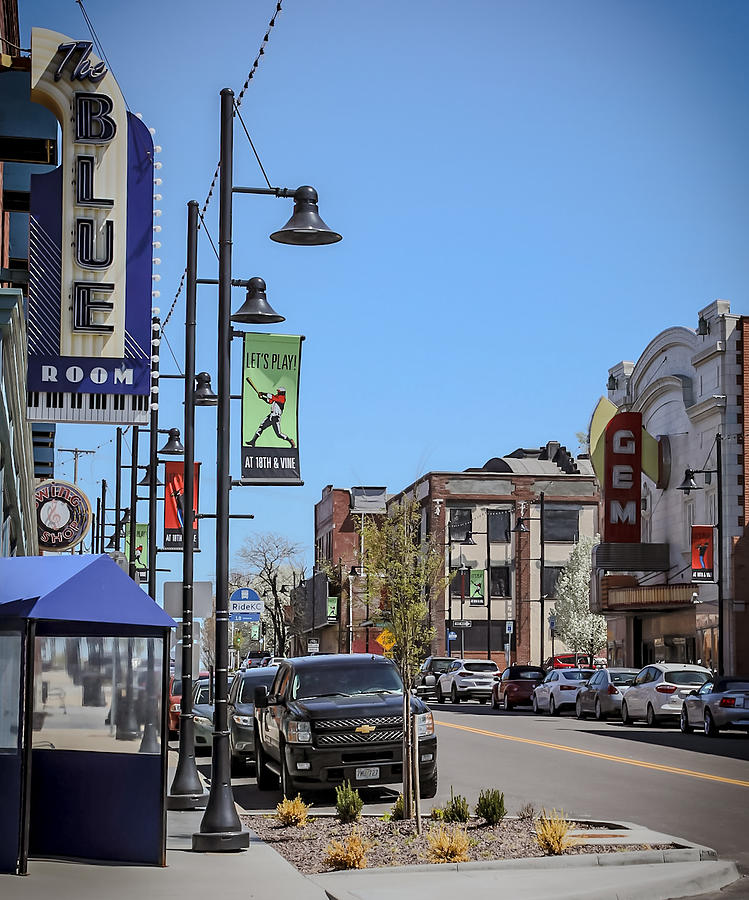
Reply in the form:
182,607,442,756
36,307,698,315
34,480,92,552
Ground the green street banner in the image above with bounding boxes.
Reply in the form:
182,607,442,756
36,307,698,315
327,596,338,623
124,523,148,584
241,333,302,484
469,569,485,606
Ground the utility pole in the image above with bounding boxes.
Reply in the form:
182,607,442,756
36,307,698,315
58,447,96,484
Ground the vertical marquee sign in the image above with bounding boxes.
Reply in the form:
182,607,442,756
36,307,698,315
26,30,153,424
163,461,200,550
603,411,642,543
691,525,716,583
241,333,303,484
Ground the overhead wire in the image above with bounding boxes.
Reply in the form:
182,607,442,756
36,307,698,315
75,0,130,111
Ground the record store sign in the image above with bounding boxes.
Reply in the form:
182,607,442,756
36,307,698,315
26,29,154,417
35,480,92,551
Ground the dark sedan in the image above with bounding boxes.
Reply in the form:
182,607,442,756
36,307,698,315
192,677,214,754
491,665,546,710
228,666,278,773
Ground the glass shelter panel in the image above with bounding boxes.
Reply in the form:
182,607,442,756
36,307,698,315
0,632,22,750
33,637,163,753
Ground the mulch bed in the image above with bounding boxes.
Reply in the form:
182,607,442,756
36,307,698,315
242,814,675,874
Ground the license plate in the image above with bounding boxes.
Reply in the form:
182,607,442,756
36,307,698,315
355,766,379,780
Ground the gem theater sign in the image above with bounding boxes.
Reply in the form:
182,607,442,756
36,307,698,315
26,29,153,424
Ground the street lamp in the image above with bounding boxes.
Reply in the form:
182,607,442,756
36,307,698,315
676,432,724,676
192,88,340,854
512,492,546,665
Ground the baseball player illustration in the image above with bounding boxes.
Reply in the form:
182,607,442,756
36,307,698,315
246,376,296,448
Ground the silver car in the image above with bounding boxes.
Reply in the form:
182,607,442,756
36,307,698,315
680,675,749,736
575,667,639,720
621,663,712,726
532,668,592,715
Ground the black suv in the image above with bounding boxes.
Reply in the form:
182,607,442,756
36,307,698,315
415,657,454,701
228,666,278,773
254,654,438,798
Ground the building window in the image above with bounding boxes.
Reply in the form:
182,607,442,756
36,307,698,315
543,508,579,542
450,567,471,599
487,509,511,543
449,508,472,543
489,566,511,598
542,565,564,598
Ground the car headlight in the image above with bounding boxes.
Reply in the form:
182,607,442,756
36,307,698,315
416,711,434,737
170,702,181,712
286,720,312,743
232,715,253,727
194,715,211,727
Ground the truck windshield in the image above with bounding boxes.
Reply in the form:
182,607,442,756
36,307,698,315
291,663,403,700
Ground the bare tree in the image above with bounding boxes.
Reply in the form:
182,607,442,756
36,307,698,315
234,533,303,656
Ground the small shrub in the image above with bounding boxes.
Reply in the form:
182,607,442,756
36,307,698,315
475,789,506,826
389,793,405,821
430,806,444,821
518,801,536,821
275,794,311,827
323,828,372,870
426,824,470,863
442,787,470,824
535,808,576,855
335,780,363,824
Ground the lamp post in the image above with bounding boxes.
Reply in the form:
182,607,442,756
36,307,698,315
676,432,724,676
512,492,545,665
193,88,340,854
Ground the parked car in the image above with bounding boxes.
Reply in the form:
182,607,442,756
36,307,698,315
575,667,639,720
621,663,712,726
532,668,592,715
254,653,437,798
168,671,209,737
415,657,454,701
491,665,546,710
680,675,749,737
192,677,214,754
544,653,594,669
262,656,286,667
228,665,278,772
436,659,500,703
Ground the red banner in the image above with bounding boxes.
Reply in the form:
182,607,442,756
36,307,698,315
164,461,200,549
691,525,715,583
603,412,642,543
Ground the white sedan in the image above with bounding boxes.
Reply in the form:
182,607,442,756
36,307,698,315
532,668,592,716
437,659,499,703
621,663,712,726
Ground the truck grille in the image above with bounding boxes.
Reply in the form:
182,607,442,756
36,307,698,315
318,729,402,745
315,715,402,731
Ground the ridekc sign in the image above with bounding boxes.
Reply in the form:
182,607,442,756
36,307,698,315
603,412,642,543
26,29,153,419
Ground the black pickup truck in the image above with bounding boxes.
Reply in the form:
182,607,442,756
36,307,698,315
253,653,438,798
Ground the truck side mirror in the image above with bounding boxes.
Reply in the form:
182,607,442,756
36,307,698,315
254,685,269,709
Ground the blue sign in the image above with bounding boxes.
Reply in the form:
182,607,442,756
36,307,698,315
447,630,458,641
229,612,260,623
229,587,263,616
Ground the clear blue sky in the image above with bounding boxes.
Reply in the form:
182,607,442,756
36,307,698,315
19,0,749,591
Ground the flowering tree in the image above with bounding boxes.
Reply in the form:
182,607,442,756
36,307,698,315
553,536,607,660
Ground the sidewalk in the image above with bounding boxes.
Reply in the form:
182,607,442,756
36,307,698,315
0,806,739,900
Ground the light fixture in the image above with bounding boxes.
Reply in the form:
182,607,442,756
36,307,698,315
697,316,709,336
676,468,700,495
270,185,342,246
230,277,285,324
512,517,528,533
138,464,164,486
159,427,184,455
607,373,617,391
194,372,218,406
461,531,476,546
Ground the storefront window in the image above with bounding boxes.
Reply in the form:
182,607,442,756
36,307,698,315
33,636,163,753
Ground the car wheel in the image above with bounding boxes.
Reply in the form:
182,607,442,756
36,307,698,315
532,695,540,715
420,772,438,799
280,742,295,798
491,691,500,710
437,685,445,704
594,698,604,721
680,706,692,734
704,709,719,738
254,731,277,791
575,698,584,719
549,695,558,716
646,704,658,727
451,684,460,704
503,696,513,712
621,701,632,725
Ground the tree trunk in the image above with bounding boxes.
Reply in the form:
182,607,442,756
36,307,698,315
412,706,421,834
402,690,413,819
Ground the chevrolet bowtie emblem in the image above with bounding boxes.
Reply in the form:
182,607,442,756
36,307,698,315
355,724,376,734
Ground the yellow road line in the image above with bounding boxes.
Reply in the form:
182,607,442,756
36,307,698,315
434,719,749,788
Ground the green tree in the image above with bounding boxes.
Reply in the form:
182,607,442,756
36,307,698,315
553,536,607,660
359,496,448,822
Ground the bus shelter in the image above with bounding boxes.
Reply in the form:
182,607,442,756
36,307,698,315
0,554,175,875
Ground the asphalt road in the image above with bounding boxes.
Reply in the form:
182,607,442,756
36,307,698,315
194,698,749,890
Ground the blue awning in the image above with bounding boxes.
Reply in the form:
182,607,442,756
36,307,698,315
0,554,176,628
